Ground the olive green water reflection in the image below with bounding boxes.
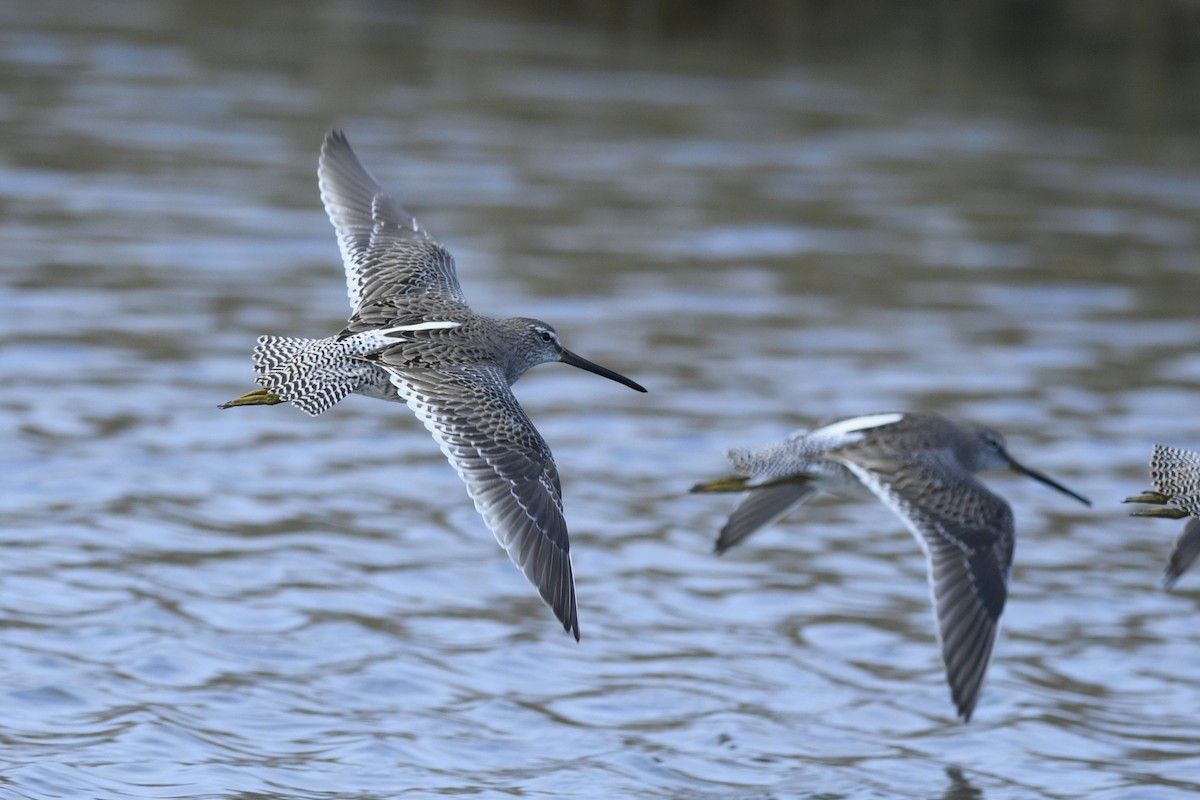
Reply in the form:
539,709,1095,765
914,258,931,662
3,1,1199,797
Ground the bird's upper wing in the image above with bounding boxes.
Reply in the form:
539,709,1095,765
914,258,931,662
318,130,467,311
374,361,578,640
835,451,1014,722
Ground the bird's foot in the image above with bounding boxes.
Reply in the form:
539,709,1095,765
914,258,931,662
690,475,751,494
219,388,282,409
1124,490,1172,505
1129,506,1190,520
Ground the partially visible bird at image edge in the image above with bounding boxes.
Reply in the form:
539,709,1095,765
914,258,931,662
691,411,1091,721
1125,444,1200,588
221,130,648,641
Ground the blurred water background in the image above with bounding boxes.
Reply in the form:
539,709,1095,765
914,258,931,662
3,1,1200,797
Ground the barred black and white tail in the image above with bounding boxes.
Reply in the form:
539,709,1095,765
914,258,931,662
1151,444,1200,514
252,335,383,416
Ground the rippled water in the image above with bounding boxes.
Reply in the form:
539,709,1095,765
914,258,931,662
4,2,1200,797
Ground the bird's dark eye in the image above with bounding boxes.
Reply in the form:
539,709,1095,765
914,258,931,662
539,331,554,343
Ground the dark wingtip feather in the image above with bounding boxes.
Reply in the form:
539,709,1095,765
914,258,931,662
1163,518,1200,590
711,483,817,557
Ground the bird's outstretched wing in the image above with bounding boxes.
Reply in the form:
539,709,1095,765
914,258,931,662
318,130,467,311
713,482,818,555
1165,518,1200,588
373,360,579,640
838,455,1014,722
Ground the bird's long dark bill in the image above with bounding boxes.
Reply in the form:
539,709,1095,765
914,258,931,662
1007,457,1092,506
560,349,647,393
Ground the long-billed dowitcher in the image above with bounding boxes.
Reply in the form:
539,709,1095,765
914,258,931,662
691,411,1091,721
1125,444,1200,588
222,130,647,640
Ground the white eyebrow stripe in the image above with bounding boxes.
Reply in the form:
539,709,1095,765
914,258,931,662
379,320,463,335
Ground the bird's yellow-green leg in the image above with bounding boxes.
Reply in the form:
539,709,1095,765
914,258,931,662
1130,506,1191,520
1123,489,1189,518
690,474,812,494
219,388,282,409
1124,490,1172,505
690,475,751,494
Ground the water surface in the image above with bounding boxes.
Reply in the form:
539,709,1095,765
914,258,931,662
3,2,1200,797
